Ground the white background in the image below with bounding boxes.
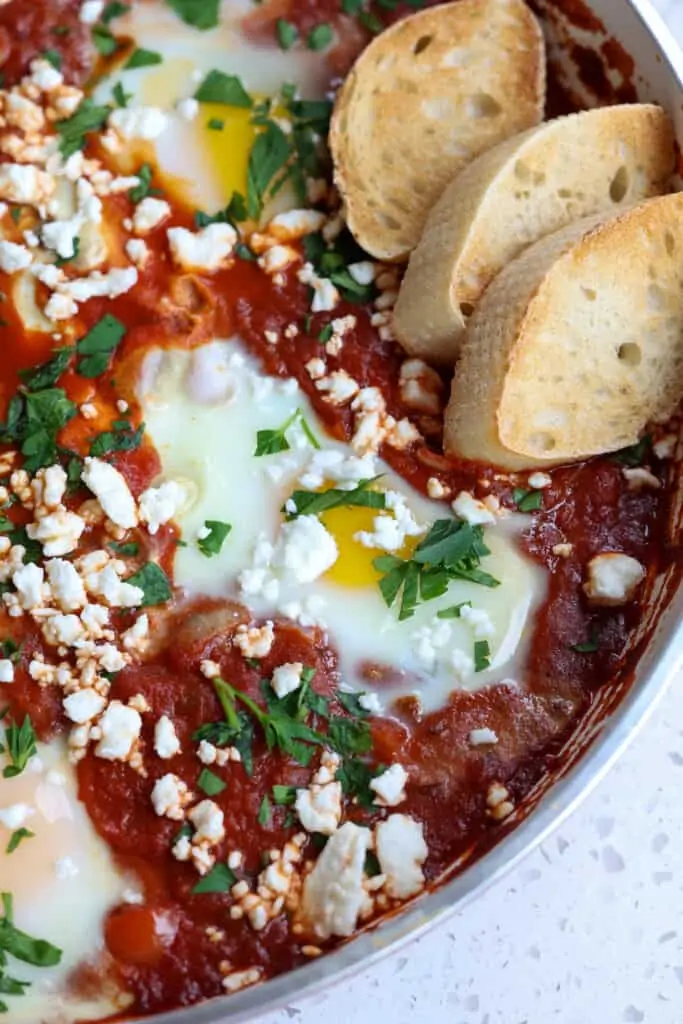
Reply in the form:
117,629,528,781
257,4,683,1022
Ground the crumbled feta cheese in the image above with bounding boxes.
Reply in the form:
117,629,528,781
12,563,46,610
0,803,34,830
57,266,138,305
82,458,137,529
398,358,444,415
0,240,32,274
176,97,199,121
347,261,376,286
152,773,192,820
28,57,64,91
188,799,225,843
63,688,107,725
299,822,371,939
315,370,359,406
583,552,646,606
296,752,343,836
0,659,14,683
354,490,424,553
125,238,149,267
469,727,499,746
79,0,105,24
109,106,169,141
623,467,661,490
0,164,54,207
44,292,77,321
374,814,428,899
427,477,449,500
167,223,236,272
42,216,82,260
654,434,676,460
27,509,85,556
358,692,381,714
459,604,495,639
54,856,79,880
450,648,475,683
273,515,338,583
234,621,275,659
269,209,326,240
133,197,171,235
154,715,181,759
271,661,303,698
138,480,186,535
528,472,552,489
452,491,495,526
297,262,339,313
370,764,408,807
95,701,142,761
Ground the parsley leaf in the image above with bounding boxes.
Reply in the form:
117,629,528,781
109,540,139,557
336,759,380,808
272,784,296,805
112,81,131,107
125,48,163,70
125,562,171,606
571,629,600,654
18,347,74,390
2,716,37,778
512,488,543,513
129,163,159,204
54,236,80,267
91,24,119,56
257,794,271,826
611,436,651,468
474,640,491,673
437,601,472,619
307,24,333,50
42,49,62,69
89,419,143,457
255,408,319,456
284,478,385,519
102,1,130,21
191,862,236,894
21,389,77,472
166,0,220,29
194,190,247,229
0,891,62,966
197,767,226,796
374,520,500,620
198,520,231,558
207,117,224,131
6,828,34,855
246,120,292,220
76,314,126,378
276,18,298,49
195,70,252,107
55,99,111,158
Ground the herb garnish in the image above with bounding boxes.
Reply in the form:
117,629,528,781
195,70,252,107
55,99,111,158
166,0,220,30
102,1,130,21
197,520,231,558
89,419,143,457
272,784,297,805
257,794,271,826
109,540,139,557
570,629,600,654
474,640,491,673
6,829,34,855
125,562,172,606
129,163,158,203
255,408,319,457
373,520,500,621
0,388,77,474
436,601,472,619
307,24,333,50
112,81,131,108
276,18,298,49
42,49,62,70
284,478,385,519
1,716,37,778
76,314,126,378
512,488,543,513
91,24,119,57
191,862,236,895
197,768,226,797
125,48,163,70
18,347,74,391
611,436,651,468
0,892,62,1013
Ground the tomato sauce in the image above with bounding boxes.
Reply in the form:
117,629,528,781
0,1,679,1018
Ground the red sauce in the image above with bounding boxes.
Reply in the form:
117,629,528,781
0,0,96,88
0,1,678,1018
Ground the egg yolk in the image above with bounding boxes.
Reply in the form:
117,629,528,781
198,101,254,199
322,504,418,589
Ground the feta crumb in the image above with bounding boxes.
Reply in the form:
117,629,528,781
623,467,661,491
82,458,137,529
95,701,142,761
452,491,495,526
370,764,408,807
271,661,303,699
273,515,338,583
151,773,192,820
54,856,79,880
234,621,275,659
0,659,14,683
176,97,199,121
299,822,371,939
188,799,225,843
138,480,186,535
109,106,169,141
427,477,449,500
358,692,381,714
528,472,552,489
79,0,105,23
469,727,499,746
154,715,181,759
583,552,646,607
167,223,236,272
0,240,33,274
374,814,428,899
63,688,106,725
0,804,34,830
125,238,149,267
133,197,171,235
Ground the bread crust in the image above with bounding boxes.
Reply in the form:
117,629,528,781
330,0,546,263
444,195,683,468
394,104,676,364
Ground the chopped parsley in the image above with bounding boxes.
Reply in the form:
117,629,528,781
359,10,384,32
246,120,292,220
512,488,543,513
207,118,224,131
195,70,252,108
1,716,37,778
302,231,375,304
284,478,385,519
197,520,231,558
570,629,600,654
42,49,62,70
125,562,172,606
474,640,491,673
112,81,131,108
89,419,143,457
125,48,163,70
197,768,226,797
255,408,319,457
307,24,333,50
109,540,139,557
54,236,80,267
374,520,500,621
76,314,126,378
91,24,119,57
18,347,74,391
257,794,271,826
0,388,78,473
272,784,297,805
318,323,333,343
436,601,472,619
129,163,157,203
194,190,247,229
611,436,651,468
191,862,236,894
166,0,220,30
276,18,298,49
342,0,363,11
6,828,34,855
55,99,110,158
0,892,62,1012
0,641,21,664
102,1,130,21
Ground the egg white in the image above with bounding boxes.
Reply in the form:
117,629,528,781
138,339,545,712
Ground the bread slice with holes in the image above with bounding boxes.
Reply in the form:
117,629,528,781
444,194,683,470
329,0,545,263
394,104,675,364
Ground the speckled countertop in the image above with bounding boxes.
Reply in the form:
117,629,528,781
254,4,683,1023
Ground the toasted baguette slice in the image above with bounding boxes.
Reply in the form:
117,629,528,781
444,195,683,469
330,0,545,263
394,104,676,364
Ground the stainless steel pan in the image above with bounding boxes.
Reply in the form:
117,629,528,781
136,2,683,1019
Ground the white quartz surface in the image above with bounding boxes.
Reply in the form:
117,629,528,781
255,6,683,1022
